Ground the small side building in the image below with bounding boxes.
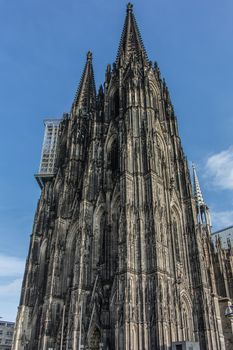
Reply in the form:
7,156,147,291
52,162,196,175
0,321,15,350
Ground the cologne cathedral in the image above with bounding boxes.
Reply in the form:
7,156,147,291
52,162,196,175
13,4,233,350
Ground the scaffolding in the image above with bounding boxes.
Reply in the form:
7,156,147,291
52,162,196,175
35,119,61,188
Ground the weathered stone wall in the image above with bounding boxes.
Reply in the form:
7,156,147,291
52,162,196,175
12,4,233,350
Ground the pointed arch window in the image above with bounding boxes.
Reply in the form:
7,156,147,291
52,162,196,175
110,139,119,175
110,90,119,117
114,90,119,116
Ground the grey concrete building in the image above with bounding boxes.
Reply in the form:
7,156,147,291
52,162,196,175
12,3,233,350
212,226,233,250
0,321,14,350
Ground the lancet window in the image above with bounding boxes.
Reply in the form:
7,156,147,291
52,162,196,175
110,139,119,175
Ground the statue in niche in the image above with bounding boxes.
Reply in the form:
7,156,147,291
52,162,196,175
159,222,164,244
131,305,135,321
173,219,181,263
147,138,152,158
207,298,214,327
163,222,168,246
119,213,125,244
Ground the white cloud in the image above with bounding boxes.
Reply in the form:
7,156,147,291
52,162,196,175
0,278,23,297
0,254,25,277
0,254,25,321
205,146,233,190
211,210,233,231
0,300,18,322
0,278,23,321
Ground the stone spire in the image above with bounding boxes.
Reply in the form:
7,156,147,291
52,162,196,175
192,163,205,207
192,163,212,226
72,51,96,115
116,3,148,66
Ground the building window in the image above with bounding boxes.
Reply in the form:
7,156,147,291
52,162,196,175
6,323,14,328
176,345,182,350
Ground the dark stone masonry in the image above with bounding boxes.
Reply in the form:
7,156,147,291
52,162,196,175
13,3,233,350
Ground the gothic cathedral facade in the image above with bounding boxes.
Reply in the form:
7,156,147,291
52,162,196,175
13,4,233,350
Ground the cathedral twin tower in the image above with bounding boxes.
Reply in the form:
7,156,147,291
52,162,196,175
13,4,233,350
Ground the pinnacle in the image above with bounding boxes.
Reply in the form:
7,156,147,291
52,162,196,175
192,163,205,207
72,53,96,115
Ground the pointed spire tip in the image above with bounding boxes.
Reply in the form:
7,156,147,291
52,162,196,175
87,51,93,62
72,51,96,114
116,2,148,65
127,3,133,12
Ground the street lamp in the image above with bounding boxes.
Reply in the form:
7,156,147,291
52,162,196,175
224,304,233,318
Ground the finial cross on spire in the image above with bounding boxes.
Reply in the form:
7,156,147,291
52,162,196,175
127,3,133,12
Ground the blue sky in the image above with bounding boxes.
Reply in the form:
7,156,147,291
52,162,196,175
0,0,233,321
